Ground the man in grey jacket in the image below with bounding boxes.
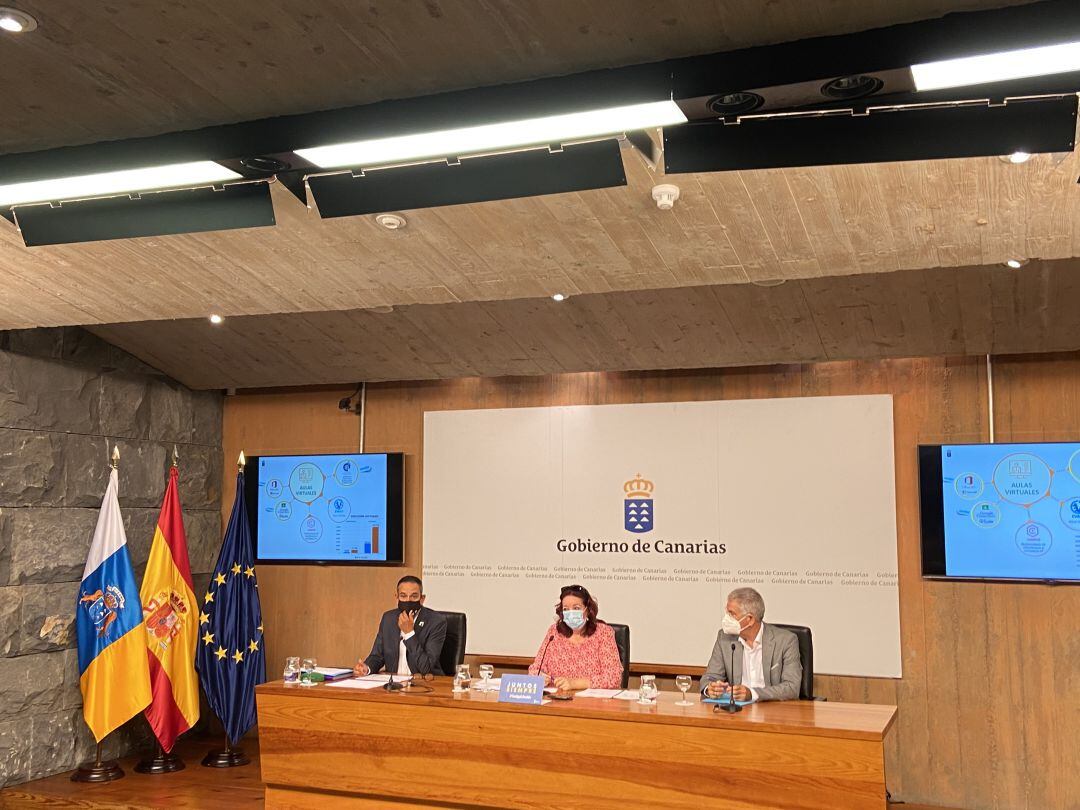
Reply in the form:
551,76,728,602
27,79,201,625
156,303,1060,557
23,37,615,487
701,587,802,702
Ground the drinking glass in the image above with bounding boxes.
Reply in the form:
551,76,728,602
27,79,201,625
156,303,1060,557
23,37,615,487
675,674,693,705
283,656,300,685
453,663,472,693
478,664,494,692
299,657,317,686
638,674,658,704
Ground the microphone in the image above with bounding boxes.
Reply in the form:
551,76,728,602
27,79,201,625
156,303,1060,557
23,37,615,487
723,641,742,713
536,633,556,683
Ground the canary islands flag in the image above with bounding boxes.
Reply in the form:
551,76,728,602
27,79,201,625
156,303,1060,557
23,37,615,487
140,466,200,752
196,469,265,744
76,467,152,742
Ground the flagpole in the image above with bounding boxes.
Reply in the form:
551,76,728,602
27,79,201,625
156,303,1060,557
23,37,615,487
201,450,253,769
71,448,127,783
135,443,192,774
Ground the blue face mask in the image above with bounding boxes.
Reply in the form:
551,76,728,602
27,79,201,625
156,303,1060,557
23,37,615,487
562,609,586,629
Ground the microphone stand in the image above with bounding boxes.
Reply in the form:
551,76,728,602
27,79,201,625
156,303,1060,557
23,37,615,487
536,634,555,681
721,642,742,714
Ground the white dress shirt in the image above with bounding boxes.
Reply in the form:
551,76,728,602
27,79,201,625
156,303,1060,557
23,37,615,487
397,631,414,676
739,624,765,701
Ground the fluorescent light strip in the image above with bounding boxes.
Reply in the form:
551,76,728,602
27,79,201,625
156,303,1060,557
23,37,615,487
0,161,242,208
911,40,1080,91
295,100,687,169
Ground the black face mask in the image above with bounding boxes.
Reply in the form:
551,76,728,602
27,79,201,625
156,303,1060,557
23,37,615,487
398,600,422,614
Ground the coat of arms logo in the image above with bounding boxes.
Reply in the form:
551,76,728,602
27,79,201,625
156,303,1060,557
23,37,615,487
143,589,190,651
624,474,655,533
79,584,125,639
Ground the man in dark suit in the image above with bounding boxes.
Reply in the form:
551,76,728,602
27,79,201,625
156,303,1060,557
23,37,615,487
353,575,447,677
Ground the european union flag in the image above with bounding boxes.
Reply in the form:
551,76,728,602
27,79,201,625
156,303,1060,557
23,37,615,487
196,469,265,744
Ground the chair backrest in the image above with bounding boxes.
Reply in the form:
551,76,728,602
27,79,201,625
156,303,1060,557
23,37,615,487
770,623,814,700
436,611,467,676
606,622,631,689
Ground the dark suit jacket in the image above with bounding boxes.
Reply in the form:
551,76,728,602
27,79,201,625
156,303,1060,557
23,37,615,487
363,606,447,676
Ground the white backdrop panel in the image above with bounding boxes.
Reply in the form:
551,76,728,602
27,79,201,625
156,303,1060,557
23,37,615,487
422,395,900,677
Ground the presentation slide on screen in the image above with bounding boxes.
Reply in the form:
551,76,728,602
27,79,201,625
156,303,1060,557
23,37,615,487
256,453,388,562
940,443,1080,580
423,395,901,678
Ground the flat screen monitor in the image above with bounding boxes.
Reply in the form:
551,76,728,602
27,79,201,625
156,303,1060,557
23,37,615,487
918,442,1080,583
247,452,403,565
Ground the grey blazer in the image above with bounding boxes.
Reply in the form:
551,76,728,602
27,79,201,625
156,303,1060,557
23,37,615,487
363,606,447,676
700,622,802,701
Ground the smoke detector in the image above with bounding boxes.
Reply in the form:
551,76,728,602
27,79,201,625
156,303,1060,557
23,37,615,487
375,212,407,230
651,184,680,210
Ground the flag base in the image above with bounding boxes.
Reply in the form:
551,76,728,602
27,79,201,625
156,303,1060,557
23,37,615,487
201,745,250,768
134,746,185,774
71,760,124,782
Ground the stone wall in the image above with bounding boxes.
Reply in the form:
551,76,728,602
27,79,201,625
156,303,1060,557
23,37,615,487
0,327,223,786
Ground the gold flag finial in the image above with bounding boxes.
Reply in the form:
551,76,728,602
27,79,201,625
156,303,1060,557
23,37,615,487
110,445,120,469
237,450,246,470
172,445,179,468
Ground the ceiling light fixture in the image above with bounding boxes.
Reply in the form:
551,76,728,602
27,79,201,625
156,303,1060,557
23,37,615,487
295,100,687,170
0,161,242,208
209,314,224,324
820,75,884,100
0,7,37,32
375,212,407,230
1005,258,1028,269
552,293,567,302
911,40,1080,91
1005,151,1032,164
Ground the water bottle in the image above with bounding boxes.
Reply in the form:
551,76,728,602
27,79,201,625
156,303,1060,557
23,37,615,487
283,656,300,684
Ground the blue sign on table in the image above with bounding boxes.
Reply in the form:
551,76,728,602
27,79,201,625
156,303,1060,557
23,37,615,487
498,675,545,705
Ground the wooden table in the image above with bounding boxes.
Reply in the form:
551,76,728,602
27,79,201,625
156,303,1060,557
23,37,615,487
256,679,896,809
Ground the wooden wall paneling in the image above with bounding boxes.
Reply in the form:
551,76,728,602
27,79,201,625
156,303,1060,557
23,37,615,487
222,387,362,678
991,353,1080,810
226,353,1080,809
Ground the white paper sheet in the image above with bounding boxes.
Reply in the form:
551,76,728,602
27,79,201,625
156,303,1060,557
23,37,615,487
325,675,411,690
575,689,626,699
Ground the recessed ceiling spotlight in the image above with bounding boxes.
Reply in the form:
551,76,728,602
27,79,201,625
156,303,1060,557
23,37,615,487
375,212,407,230
751,278,787,287
820,75,883,100
0,7,37,32
209,314,224,324
706,91,765,116
1005,259,1028,269
552,293,567,302
240,155,290,173
1003,151,1032,164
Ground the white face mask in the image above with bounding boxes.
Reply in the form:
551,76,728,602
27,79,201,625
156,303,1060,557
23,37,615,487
721,612,746,635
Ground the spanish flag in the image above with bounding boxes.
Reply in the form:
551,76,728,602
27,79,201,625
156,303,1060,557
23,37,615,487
139,466,200,752
76,467,152,742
